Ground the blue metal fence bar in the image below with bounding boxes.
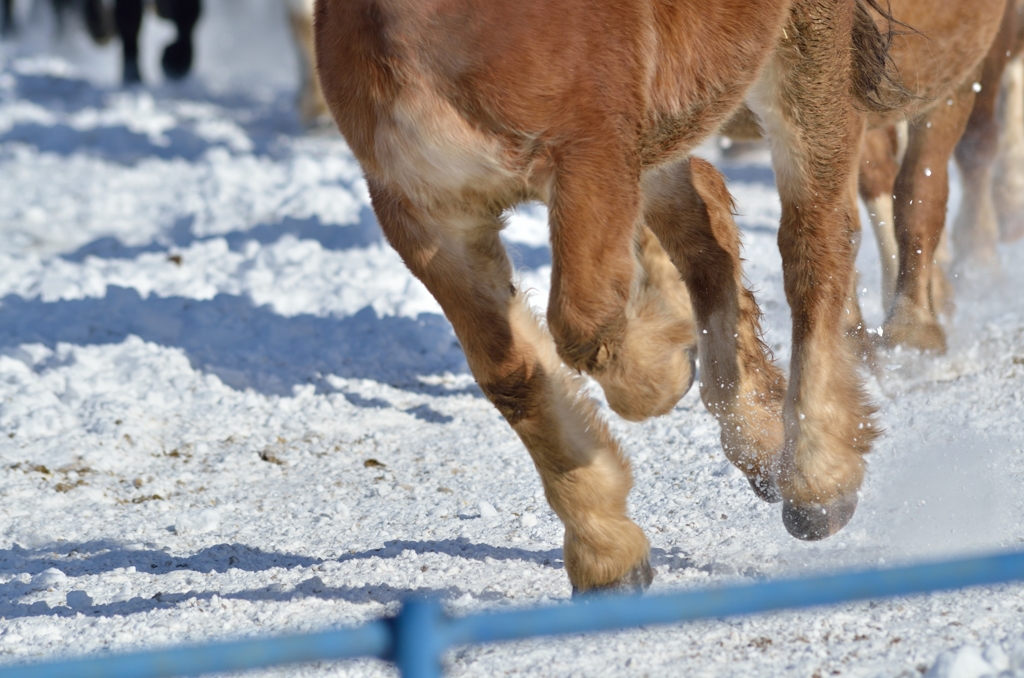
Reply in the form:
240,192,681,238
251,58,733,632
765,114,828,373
0,620,392,678
442,548,1024,649
2,549,1023,678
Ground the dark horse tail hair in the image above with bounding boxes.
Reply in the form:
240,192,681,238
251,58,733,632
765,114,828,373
852,0,917,113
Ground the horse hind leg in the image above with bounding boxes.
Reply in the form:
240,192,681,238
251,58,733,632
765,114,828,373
114,0,143,84
83,0,115,44
644,157,787,503
368,179,652,595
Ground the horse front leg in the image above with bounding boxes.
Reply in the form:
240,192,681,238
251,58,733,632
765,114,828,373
546,142,697,424
644,158,787,503
367,179,652,595
595,224,698,422
749,0,879,540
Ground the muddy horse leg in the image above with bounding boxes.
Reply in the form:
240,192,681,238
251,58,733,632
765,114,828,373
368,180,652,595
644,158,786,502
885,83,977,352
748,0,878,540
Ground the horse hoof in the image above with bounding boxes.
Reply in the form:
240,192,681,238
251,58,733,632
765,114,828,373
602,344,696,421
162,40,194,80
571,559,654,599
123,60,142,86
748,475,782,503
882,319,947,353
782,492,858,541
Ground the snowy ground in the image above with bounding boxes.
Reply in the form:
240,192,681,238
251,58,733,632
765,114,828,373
2,3,1024,677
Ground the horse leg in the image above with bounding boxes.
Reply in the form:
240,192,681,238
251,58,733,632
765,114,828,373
114,0,142,84
644,157,786,502
83,0,115,44
1,0,14,37
859,125,901,313
367,179,652,595
952,0,1015,275
885,82,977,352
995,55,1024,241
843,153,873,360
287,0,328,126
160,0,200,80
748,0,878,540
545,143,695,425
931,228,955,318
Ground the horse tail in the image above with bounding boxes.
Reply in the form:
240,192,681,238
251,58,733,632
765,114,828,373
851,0,915,113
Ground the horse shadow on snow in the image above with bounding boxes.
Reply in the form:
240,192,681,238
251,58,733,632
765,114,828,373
1,69,310,163
0,537,754,621
1,214,554,419
0,538,572,620
0,287,471,418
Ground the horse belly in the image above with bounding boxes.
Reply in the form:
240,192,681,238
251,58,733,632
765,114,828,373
374,90,523,211
643,0,790,164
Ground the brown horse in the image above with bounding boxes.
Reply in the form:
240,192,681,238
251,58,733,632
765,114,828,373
857,0,1011,352
314,0,899,593
727,0,1013,352
963,2,1024,252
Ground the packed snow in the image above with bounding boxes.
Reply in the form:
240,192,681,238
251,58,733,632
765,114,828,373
2,2,1024,677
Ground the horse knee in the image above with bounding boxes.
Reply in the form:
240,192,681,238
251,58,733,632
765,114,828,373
478,362,546,427
547,308,627,375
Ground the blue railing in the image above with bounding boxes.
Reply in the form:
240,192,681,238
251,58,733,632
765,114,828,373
4,549,1024,678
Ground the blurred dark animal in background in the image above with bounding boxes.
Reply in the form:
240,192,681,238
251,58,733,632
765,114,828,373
3,0,325,128
111,0,202,84
0,0,200,84
1,0,18,35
